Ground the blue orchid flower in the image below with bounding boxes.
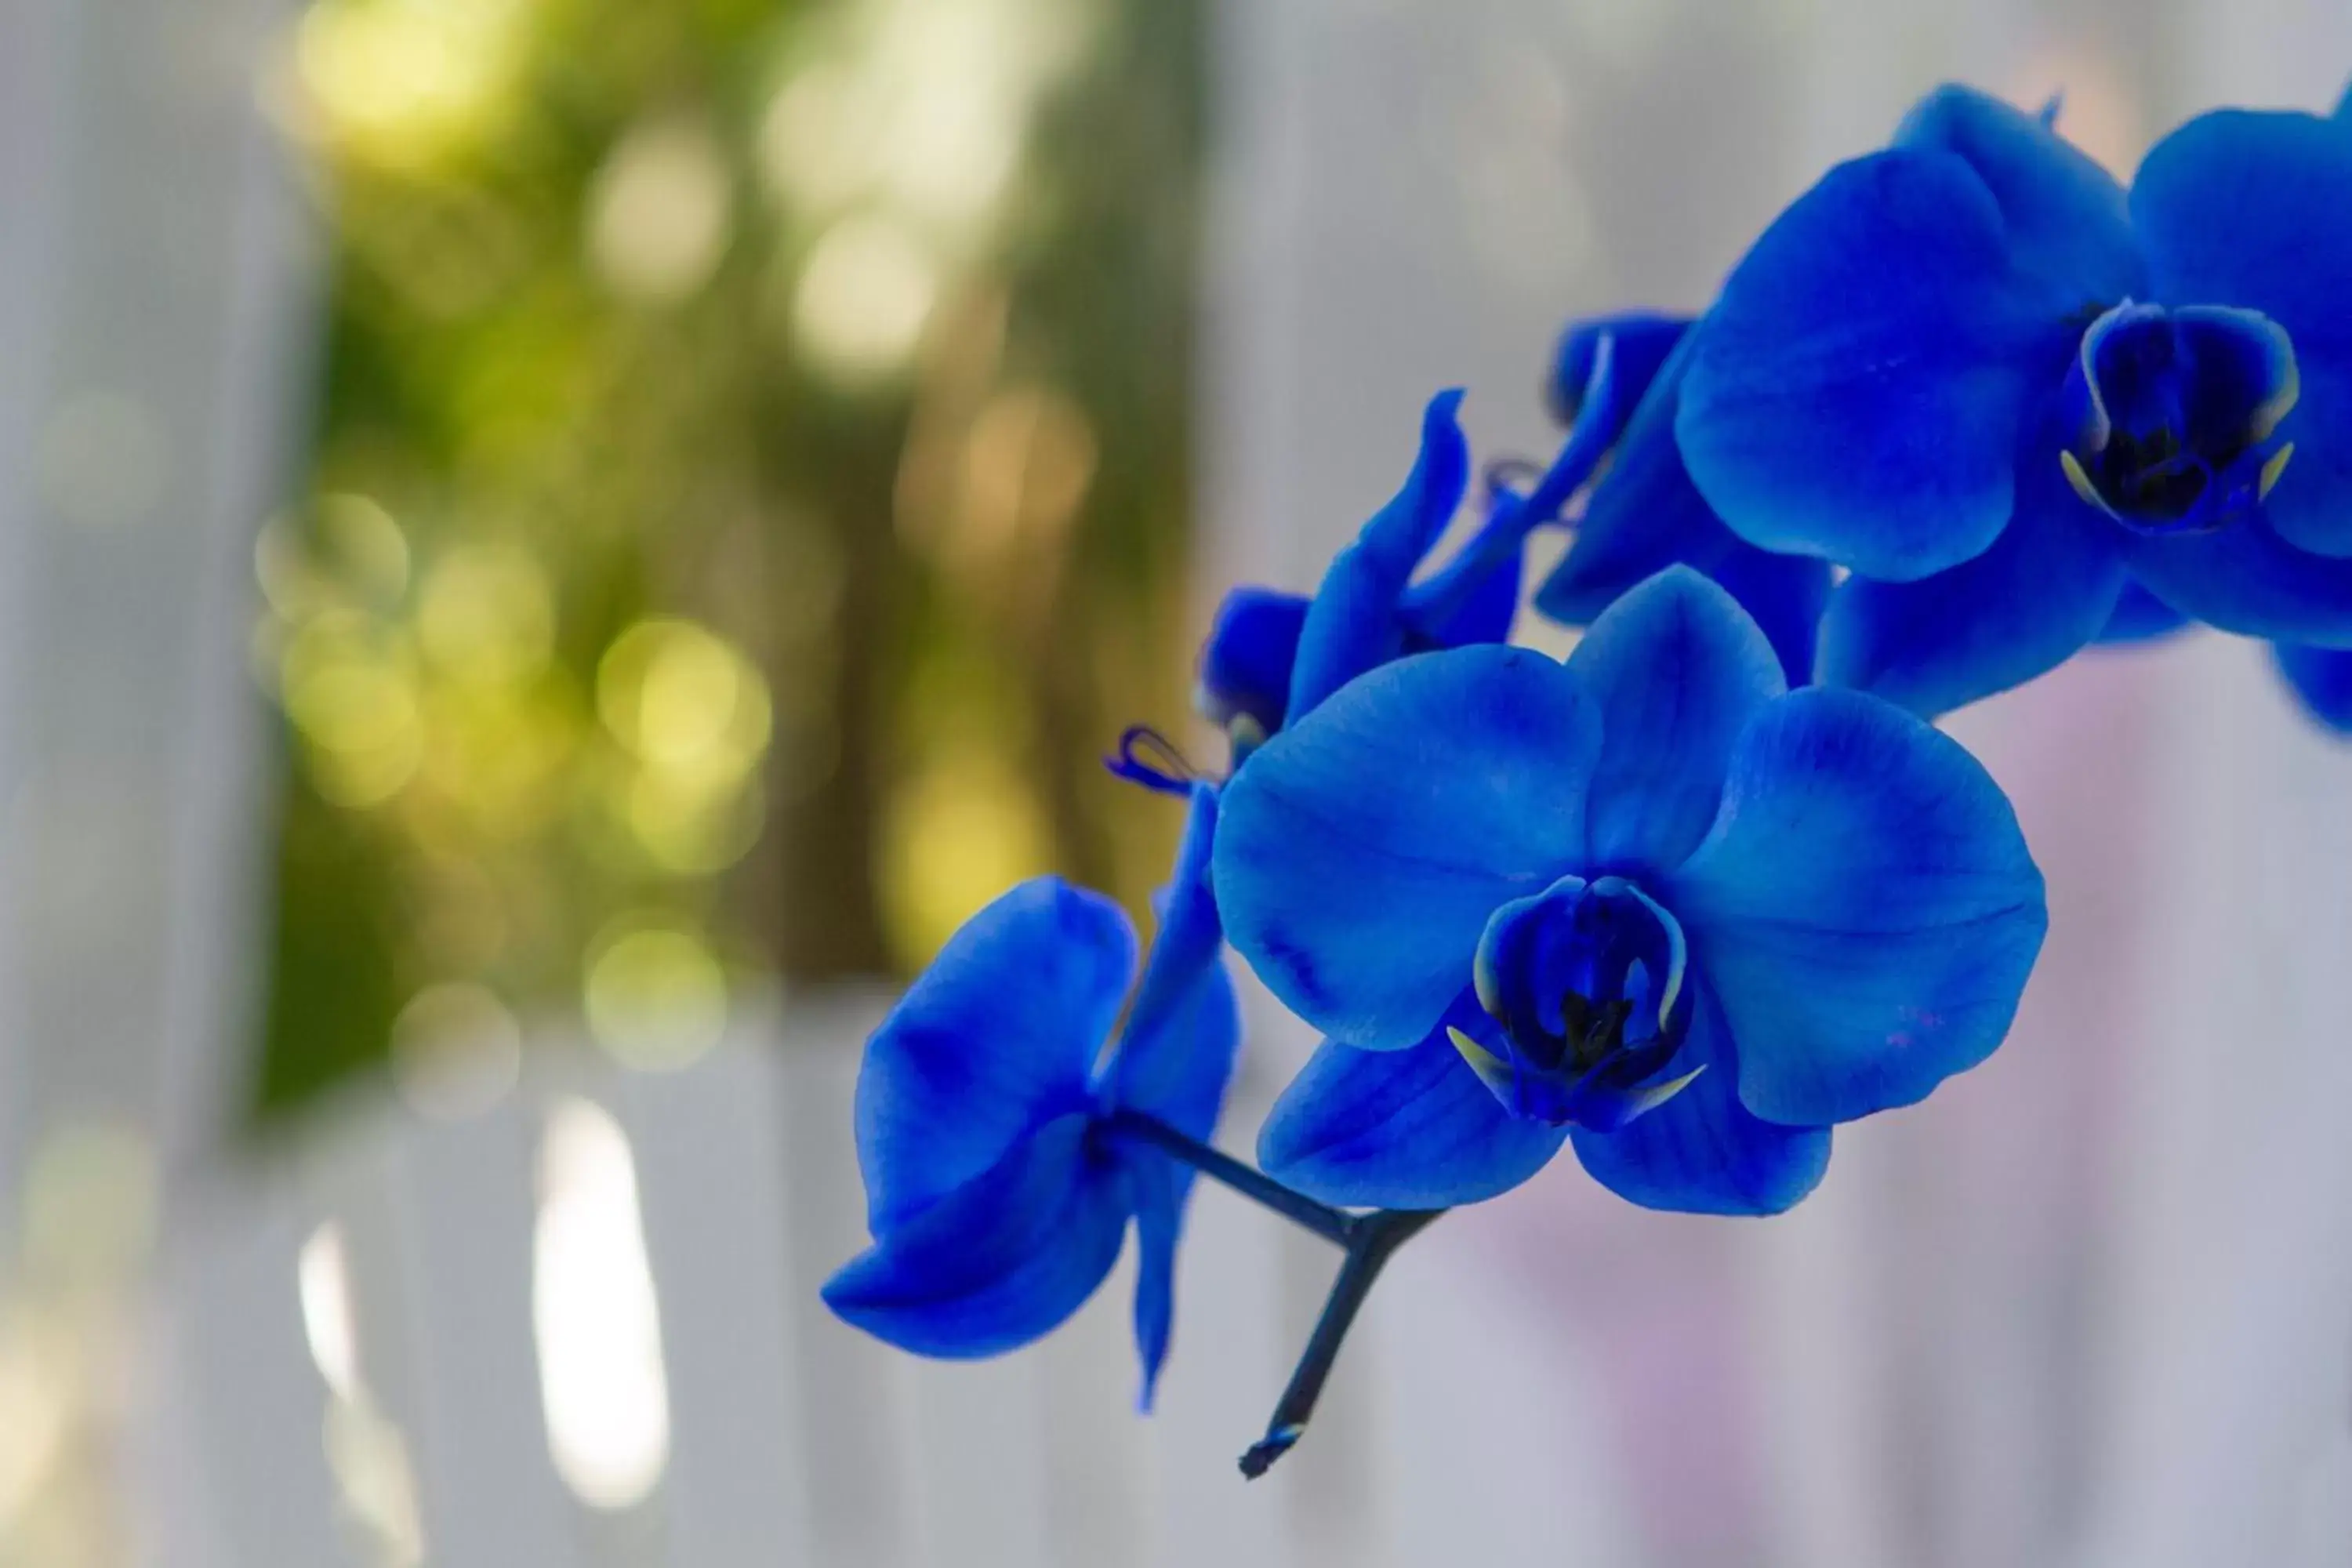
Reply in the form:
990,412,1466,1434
2271,643,2352,731
822,785,1240,1403
1197,344,1642,756
1194,391,1481,752
2205,82,2352,738
2244,84,2352,735
2096,579,2193,646
1546,310,1690,429
1210,568,2046,1216
1671,83,2352,717
1534,313,1833,688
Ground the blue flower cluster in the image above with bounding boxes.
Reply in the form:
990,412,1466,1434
823,783,1236,1406
823,78,2352,1473
1544,83,2352,724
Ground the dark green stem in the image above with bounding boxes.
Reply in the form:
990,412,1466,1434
1238,1207,1443,1478
1102,1108,1353,1246
1100,1109,1447,1478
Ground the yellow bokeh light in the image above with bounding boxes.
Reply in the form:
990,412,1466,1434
789,214,939,383
583,920,728,1070
757,60,873,216
317,493,413,605
254,511,325,623
756,0,1095,237
861,0,1027,229
419,681,582,838
637,640,741,764
597,619,771,782
624,771,765,875
949,385,1098,568
419,543,554,686
880,752,1053,967
294,0,533,165
587,118,735,303
282,612,426,807
289,663,418,757
314,724,427,808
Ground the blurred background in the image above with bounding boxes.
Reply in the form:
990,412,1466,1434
2,0,2352,1563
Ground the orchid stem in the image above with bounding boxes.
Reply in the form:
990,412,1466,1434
1099,1109,1446,1478
1240,1207,1443,1479
1102,1109,1354,1247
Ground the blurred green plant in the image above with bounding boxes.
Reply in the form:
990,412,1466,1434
252,0,1202,1116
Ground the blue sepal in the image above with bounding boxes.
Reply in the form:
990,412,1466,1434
2128,519,2352,647
2273,643,2352,735
1664,688,2048,1126
822,1116,1131,1360
1567,566,1785,870
1533,337,1828,686
1258,999,1569,1210
2096,579,2191,644
1100,784,1237,1142
1892,82,2141,304
1679,147,2077,582
1818,444,2126,717
1287,390,1471,721
855,880,1131,1235
1568,982,1831,1217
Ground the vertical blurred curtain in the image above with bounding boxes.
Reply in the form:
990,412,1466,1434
0,0,312,1557
1206,1,2352,1565
0,0,306,1263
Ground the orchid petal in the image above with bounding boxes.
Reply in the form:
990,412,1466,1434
1567,568,1785,872
1287,390,1472,720
856,880,1131,1234
1535,339,1830,685
1819,458,2126,716
1664,688,2047,1126
1679,148,2073,581
823,1116,1130,1359
1893,82,2142,303
1258,1001,1569,1209
1569,983,1831,1217
1214,644,1598,1051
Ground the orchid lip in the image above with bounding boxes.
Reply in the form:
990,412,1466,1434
2060,300,2299,536
1461,873,1700,1131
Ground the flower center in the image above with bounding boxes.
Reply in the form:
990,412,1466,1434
1449,875,1701,1131
2058,301,2299,535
